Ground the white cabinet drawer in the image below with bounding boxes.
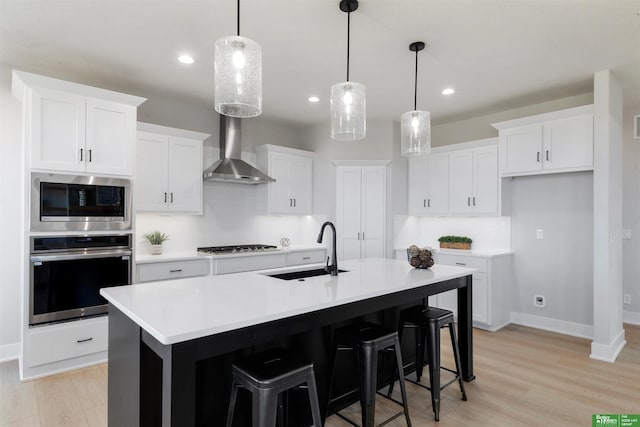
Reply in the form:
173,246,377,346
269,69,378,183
436,254,487,273
26,317,108,367
138,259,210,283
286,250,325,266
214,254,286,275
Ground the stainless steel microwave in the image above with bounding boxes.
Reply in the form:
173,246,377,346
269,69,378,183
31,173,132,231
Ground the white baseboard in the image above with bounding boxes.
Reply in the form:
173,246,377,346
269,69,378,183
590,328,626,363
623,310,640,326
510,312,593,339
0,342,20,363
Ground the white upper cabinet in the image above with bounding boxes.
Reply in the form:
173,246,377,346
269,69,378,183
493,105,594,177
12,70,145,176
448,146,498,215
408,153,449,215
256,145,314,215
136,123,209,214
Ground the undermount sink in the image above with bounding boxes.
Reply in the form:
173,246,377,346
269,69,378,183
266,268,348,281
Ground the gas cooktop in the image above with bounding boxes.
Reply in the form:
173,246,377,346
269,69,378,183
197,244,279,255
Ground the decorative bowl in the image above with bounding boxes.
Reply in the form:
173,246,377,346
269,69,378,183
406,245,435,269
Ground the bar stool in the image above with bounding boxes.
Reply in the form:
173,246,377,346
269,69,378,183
326,321,412,427
393,305,467,421
226,348,323,427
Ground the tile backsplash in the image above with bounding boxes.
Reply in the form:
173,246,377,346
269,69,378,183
394,215,512,253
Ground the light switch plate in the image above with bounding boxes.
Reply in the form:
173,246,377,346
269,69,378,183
536,229,544,239
623,229,632,240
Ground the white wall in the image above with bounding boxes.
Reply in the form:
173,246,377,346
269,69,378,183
0,63,23,360
394,216,512,253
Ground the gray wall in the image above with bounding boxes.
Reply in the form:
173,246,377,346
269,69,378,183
432,93,594,147
622,99,640,316
510,172,594,325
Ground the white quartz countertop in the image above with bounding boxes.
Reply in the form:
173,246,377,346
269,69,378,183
101,258,475,345
135,246,326,264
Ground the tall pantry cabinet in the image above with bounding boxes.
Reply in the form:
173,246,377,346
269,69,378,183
336,163,387,261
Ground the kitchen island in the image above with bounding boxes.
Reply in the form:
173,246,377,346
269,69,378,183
101,258,475,426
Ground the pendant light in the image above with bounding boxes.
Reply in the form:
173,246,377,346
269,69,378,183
401,41,431,156
214,0,262,118
330,0,366,141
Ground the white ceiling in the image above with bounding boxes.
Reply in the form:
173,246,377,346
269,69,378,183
1,0,639,126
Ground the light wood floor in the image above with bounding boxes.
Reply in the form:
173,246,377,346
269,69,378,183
1,323,639,426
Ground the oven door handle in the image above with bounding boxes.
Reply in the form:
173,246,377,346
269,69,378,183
31,249,132,262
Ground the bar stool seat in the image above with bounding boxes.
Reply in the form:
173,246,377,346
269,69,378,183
396,305,467,421
226,348,323,427
327,321,412,427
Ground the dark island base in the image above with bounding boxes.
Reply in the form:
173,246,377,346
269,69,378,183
144,310,417,426
108,275,474,427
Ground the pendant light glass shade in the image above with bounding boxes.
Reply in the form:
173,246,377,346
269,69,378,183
401,41,430,156
331,81,366,141
214,35,262,118
401,110,431,156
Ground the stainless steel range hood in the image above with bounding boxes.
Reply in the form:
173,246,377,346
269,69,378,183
203,115,275,184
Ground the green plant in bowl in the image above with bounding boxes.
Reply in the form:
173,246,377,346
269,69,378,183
144,231,169,245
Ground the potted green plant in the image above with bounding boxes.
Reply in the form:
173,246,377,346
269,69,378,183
144,231,169,255
438,235,472,250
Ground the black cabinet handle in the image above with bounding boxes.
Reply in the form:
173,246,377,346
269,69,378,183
170,193,174,203
164,192,167,203
455,262,466,266
77,337,93,343
473,197,476,206
467,197,471,206
423,199,426,208
427,199,431,208
88,149,92,162
546,150,550,161
80,148,83,162
302,257,311,260
293,198,296,207
537,151,540,162
169,269,182,273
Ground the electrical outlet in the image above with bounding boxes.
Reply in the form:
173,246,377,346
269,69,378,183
624,294,631,305
534,294,546,308
536,229,544,239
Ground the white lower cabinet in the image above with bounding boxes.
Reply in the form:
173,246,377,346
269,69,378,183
24,316,108,369
427,252,512,331
285,249,326,266
136,249,327,281
137,258,211,283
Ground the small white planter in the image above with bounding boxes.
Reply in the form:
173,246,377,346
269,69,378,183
150,244,163,255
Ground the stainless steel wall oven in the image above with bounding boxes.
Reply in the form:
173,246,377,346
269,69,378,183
31,173,132,232
29,234,132,325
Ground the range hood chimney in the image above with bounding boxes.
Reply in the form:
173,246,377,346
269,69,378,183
203,115,275,184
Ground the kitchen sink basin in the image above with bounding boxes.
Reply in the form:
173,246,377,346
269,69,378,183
266,268,347,281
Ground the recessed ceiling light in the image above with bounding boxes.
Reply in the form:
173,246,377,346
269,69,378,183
442,88,455,95
178,55,194,64
308,96,320,103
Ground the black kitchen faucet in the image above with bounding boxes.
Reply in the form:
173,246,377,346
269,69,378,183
317,221,338,276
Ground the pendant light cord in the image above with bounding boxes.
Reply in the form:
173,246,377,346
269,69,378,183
237,0,240,36
346,11,351,82
414,48,418,111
